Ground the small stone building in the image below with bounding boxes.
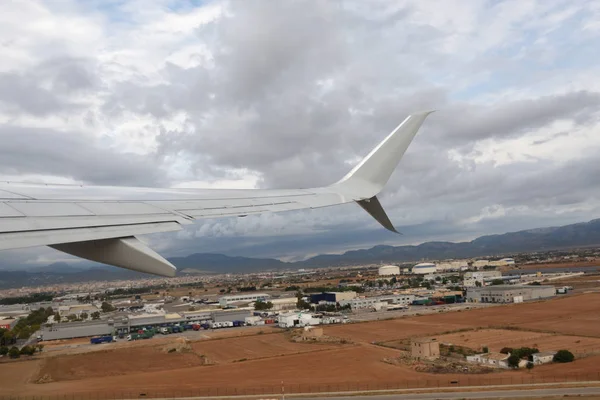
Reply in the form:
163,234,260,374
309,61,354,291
411,338,440,360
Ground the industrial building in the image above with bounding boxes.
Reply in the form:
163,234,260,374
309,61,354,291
466,285,555,303
378,265,400,276
38,309,252,341
218,293,270,307
412,263,436,274
463,270,502,287
57,304,100,318
339,294,415,310
278,312,320,328
436,260,469,271
309,291,357,304
268,297,297,311
0,317,18,330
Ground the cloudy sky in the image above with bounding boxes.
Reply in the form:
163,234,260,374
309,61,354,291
1,0,600,268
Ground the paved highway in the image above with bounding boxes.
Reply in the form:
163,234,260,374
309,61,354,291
303,386,600,400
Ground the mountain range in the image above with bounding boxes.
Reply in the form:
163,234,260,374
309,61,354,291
0,218,599,289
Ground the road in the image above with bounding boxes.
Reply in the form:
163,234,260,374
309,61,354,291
303,386,600,399
350,302,498,322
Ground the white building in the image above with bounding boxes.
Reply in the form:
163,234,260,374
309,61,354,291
533,351,556,365
436,260,469,271
473,260,490,268
219,293,270,307
466,352,510,369
278,312,320,328
340,294,415,310
378,265,400,276
490,258,515,267
463,270,502,287
466,285,556,303
412,263,437,274
58,304,100,318
268,297,297,311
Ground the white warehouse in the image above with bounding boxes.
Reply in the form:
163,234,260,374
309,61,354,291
278,312,321,328
219,293,270,307
378,265,400,276
412,263,437,274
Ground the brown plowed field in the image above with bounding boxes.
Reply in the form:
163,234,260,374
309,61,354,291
37,345,203,381
325,293,600,341
1,293,599,398
191,332,339,363
433,329,600,355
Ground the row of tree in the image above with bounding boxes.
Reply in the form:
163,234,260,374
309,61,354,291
0,292,55,306
0,344,44,358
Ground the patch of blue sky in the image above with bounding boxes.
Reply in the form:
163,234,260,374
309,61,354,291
452,13,593,101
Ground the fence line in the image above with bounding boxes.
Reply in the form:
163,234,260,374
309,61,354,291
3,371,600,400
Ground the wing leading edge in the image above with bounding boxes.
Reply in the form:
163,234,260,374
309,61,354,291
0,111,433,276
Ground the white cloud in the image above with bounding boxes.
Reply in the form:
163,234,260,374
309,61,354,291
1,0,600,266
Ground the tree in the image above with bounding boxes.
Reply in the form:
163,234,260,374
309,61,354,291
66,314,77,322
482,346,489,353
491,279,504,286
20,345,35,356
553,350,575,363
475,281,482,287
36,344,44,353
91,311,101,320
80,312,88,320
254,301,273,311
8,346,20,359
0,346,8,356
526,361,534,370
1,329,15,346
296,299,311,310
101,302,115,313
500,347,513,354
508,354,520,369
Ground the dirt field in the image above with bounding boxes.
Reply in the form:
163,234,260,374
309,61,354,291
554,274,600,290
433,329,600,355
2,293,600,398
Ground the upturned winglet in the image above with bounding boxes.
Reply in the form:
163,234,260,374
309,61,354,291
333,111,434,232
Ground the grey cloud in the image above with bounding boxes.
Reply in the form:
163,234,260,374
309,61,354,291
0,57,97,116
0,125,166,186
433,91,600,144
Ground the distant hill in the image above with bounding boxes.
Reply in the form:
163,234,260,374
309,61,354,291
297,218,600,267
0,218,599,289
168,253,287,272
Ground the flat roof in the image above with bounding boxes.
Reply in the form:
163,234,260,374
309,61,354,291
485,352,510,361
412,337,437,343
471,285,555,291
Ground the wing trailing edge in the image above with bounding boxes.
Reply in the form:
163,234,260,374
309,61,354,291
51,236,177,277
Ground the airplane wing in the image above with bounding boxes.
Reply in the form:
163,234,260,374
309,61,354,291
0,112,433,276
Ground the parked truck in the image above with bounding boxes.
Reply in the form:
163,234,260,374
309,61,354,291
90,335,113,344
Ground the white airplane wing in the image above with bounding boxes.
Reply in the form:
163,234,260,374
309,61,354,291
0,112,433,276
